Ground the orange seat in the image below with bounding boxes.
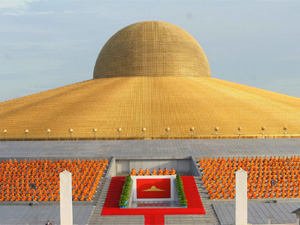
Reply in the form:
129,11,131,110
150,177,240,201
198,156,299,200
0,159,109,202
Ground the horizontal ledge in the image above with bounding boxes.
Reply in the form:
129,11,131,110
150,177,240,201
1,135,300,141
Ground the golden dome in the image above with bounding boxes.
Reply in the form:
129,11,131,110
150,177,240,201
93,21,211,79
1,21,300,140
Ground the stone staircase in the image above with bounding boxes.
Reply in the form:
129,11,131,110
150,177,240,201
194,176,220,225
87,176,110,225
88,176,220,225
88,177,144,225
165,177,220,225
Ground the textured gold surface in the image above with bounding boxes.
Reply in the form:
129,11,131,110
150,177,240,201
93,21,211,79
1,77,300,139
1,21,300,139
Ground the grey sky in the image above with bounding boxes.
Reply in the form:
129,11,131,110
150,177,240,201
0,0,299,102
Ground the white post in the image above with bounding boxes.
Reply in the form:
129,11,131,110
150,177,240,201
236,169,247,225
60,170,73,225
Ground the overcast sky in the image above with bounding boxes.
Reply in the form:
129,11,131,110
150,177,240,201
0,0,300,102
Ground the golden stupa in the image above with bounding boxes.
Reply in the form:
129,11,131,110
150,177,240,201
1,21,300,139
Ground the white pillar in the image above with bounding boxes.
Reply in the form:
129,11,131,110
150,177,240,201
235,169,247,225
60,170,73,225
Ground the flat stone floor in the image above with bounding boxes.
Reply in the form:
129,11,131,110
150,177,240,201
213,201,300,224
0,205,94,225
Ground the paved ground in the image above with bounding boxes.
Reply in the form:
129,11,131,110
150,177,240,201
0,205,94,225
0,139,300,158
213,201,300,224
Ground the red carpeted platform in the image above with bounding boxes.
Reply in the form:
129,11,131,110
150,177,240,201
101,176,205,224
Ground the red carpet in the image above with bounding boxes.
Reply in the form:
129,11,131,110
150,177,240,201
144,215,164,225
102,176,125,209
101,176,205,224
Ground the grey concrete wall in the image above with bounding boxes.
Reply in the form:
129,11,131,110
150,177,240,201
115,157,199,176
191,156,201,176
106,157,116,177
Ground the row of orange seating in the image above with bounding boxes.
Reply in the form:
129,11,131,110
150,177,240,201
130,168,176,176
0,159,109,201
198,156,299,199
